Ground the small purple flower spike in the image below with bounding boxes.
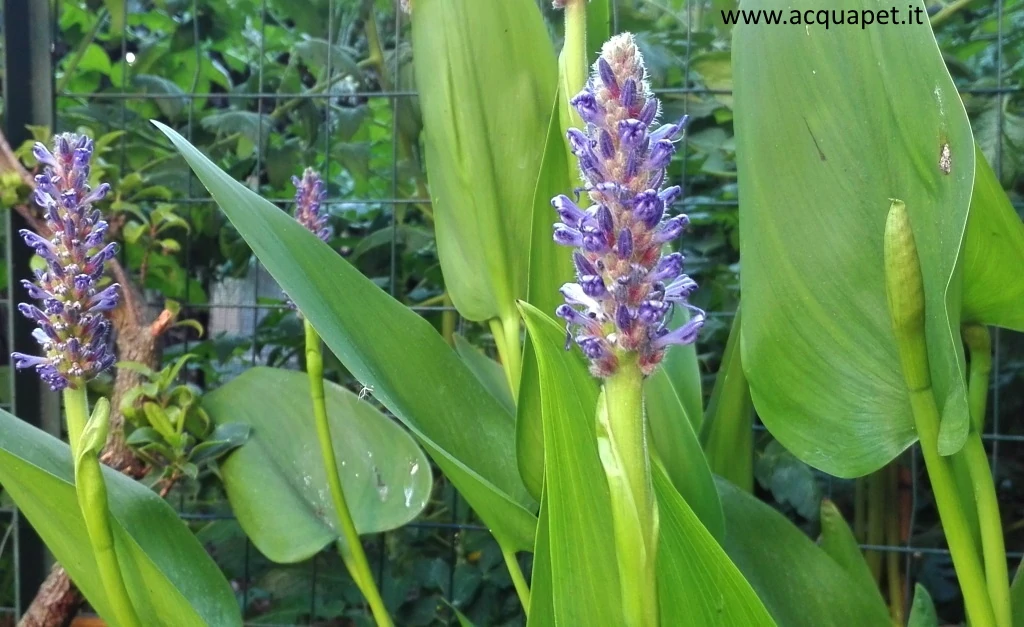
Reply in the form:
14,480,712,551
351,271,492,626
291,168,331,243
552,33,704,377
12,133,120,391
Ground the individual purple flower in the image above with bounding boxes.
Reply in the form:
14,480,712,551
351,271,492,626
291,168,331,243
12,133,119,391
553,33,703,377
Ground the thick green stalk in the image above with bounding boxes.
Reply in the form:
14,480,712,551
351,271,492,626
304,321,393,627
489,316,522,398
65,388,142,627
600,356,658,627
885,464,904,626
962,325,1011,627
500,543,531,612
559,0,589,174
883,201,995,627
866,470,885,583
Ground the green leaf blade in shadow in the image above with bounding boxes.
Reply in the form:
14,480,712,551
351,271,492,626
202,367,432,563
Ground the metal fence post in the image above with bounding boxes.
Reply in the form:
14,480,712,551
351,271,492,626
3,0,54,615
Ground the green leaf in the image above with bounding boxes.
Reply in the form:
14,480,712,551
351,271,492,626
654,465,775,626
454,334,515,415
412,0,557,322
734,0,974,476
186,423,251,465
645,310,723,539
517,88,576,502
143,402,178,442
0,410,240,626
586,0,611,62
718,479,892,626
153,121,538,552
700,308,754,492
526,491,555,627
519,303,624,625
133,75,187,119
202,367,430,562
908,584,939,627
105,0,125,34
292,38,360,78
962,144,1024,332
1012,558,1024,627
818,500,886,607
78,398,112,462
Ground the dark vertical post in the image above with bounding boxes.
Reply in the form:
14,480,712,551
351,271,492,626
3,0,54,615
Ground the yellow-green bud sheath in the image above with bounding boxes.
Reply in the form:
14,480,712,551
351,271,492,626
67,391,142,627
883,200,996,627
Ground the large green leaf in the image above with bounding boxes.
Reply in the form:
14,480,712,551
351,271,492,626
645,313,724,539
962,144,1024,332
654,464,775,626
734,0,975,477
454,334,515,415
520,303,624,625
517,89,575,502
202,367,432,563
0,409,240,626
154,122,538,552
718,479,892,626
411,0,556,323
700,308,754,492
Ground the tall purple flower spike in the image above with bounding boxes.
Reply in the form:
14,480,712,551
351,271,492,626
12,133,120,391
552,33,704,378
292,168,331,243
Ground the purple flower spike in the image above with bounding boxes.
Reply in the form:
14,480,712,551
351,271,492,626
13,133,120,391
292,168,331,243
550,33,702,377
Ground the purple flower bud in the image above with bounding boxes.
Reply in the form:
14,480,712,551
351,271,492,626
617,228,633,259
573,251,598,277
664,275,698,302
651,311,705,350
554,224,584,247
648,253,684,283
633,191,665,229
619,120,647,148
598,58,618,93
553,195,587,227
570,91,602,126
581,274,608,298
659,185,683,207
647,140,676,170
615,305,634,332
638,300,670,323
599,129,616,159
596,206,614,235
639,99,659,126
621,78,638,110
567,129,591,156
12,133,119,390
582,228,610,254
653,215,690,244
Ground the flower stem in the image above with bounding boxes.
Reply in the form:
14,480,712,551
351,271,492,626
500,542,531,612
65,387,142,627
885,463,904,625
963,325,1011,627
304,320,393,627
489,316,522,399
600,356,658,627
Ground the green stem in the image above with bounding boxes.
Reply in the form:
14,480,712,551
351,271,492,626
885,464,904,626
910,387,996,627
866,470,885,583
963,432,1012,627
56,10,108,94
489,316,522,399
854,477,866,542
304,321,393,627
65,388,142,627
601,356,658,627
500,542,531,612
963,325,1010,627
930,0,976,28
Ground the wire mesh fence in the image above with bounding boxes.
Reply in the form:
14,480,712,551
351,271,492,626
0,0,1021,625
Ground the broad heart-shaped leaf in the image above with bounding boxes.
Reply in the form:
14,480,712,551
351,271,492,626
700,308,754,492
717,479,892,626
645,308,724,540
654,464,775,626
411,0,556,323
962,144,1024,332
517,87,576,502
0,409,240,626
734,0,975,477
201,367,432,563
519,303,625,625
153,122,538,552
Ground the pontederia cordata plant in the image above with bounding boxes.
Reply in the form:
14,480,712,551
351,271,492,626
3,0,1022,625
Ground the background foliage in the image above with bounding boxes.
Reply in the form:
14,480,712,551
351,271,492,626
0,0,1021,625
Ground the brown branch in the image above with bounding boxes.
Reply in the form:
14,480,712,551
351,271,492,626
9,129,172,627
